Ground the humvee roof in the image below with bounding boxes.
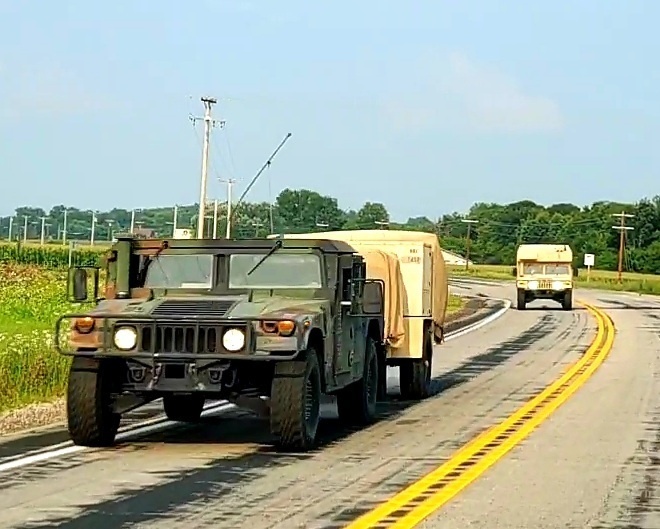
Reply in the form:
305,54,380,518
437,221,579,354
123,235,358,254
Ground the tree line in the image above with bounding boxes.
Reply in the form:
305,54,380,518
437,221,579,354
2,190,660,274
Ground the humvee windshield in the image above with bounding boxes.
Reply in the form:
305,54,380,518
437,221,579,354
522,263,544,275
144,254,214,289
544,263,570,275
229,253,322,289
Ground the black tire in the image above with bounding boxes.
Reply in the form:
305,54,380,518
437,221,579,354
562,290,573,311
66,357,120,447
270,349,322,451
163,395,205,422
400,328,432,400
516,289,527,310
336,336,379,425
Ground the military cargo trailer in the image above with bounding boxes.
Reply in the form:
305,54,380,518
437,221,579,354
269,230,449,399
512,243,577,310
56,235,387,451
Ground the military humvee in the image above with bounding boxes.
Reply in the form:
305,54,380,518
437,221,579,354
56,235,386,451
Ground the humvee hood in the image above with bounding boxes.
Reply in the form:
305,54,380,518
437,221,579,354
92,295,326,321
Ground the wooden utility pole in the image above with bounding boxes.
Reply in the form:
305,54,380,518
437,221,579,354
612,211,635,284
190,97,224,238
461,218,479,270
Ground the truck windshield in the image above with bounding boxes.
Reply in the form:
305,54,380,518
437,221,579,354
522,263,544,275
544,264,570,275
228,253,322,289
144,254,214,289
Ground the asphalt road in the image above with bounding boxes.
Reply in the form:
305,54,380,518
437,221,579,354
0,282,658,529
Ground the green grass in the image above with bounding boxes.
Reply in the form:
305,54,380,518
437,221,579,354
447,294,465,315
447,264,660,295
0,264,76,413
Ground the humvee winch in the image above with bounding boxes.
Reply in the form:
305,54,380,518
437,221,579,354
56,235,386,451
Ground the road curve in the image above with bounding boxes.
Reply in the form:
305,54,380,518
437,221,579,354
0,283,657,528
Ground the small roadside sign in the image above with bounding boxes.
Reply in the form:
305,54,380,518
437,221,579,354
584,253,595,267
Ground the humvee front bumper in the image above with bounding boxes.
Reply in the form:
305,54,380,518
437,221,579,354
55,312,303,362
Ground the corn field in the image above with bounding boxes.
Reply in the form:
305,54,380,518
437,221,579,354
0,243,103,269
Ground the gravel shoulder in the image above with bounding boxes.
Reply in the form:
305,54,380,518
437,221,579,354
0,284,596,528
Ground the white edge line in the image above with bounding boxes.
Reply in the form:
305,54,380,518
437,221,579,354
0,402,235,473
444,298,511,342
0,299,511,473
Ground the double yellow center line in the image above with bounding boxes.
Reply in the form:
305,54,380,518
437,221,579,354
344,302,615,528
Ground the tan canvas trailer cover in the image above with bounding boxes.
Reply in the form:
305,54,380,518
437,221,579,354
271,230,449,358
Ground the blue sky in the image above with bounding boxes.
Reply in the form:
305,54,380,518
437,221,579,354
0,0,657,221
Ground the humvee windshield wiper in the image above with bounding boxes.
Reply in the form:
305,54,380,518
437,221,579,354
247,239,283,276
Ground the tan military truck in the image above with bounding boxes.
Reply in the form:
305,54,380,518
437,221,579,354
271,229,449,399
512,243,577,311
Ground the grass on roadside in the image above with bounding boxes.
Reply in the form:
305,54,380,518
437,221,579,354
0,264,75,413
447,294,465,315
447,263,660,295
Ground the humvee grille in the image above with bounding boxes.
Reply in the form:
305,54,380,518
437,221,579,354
151,299,236,318
538,279,552,289
139,324,245,354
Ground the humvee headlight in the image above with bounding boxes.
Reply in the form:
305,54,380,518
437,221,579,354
277,320,296,337
528,280,539,290
552,280,564,290
222,328,245,351
114,327,137,350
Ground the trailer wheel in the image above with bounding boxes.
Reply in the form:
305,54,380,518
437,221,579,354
67,357,120,447
163,395,205,422
337,336,379,425
400,329,433,400
516,289,527,310
270,349,322,451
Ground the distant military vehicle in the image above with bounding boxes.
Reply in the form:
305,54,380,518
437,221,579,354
512,243,577,310
57,235,386,451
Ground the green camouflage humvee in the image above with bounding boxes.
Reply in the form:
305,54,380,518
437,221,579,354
56,235,386,451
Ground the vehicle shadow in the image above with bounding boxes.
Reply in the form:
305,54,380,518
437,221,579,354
21,312,565,529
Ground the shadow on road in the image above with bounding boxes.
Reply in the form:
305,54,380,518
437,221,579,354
19,311,569,529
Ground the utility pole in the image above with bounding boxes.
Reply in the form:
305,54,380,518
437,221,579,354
220,178,237,239
130,209,136,233
90,212,97,247
39,216,47,246
172,205,178,236
461,218,479,270
62,208,68,245
190,96,224,238
8,216,13,242
23,215,28,242
212,199,219,239
612,211,635,284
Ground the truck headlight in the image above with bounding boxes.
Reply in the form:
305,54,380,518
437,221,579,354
528,280,539,290
114,326,137,350
552,280,564,290
223,328,245,351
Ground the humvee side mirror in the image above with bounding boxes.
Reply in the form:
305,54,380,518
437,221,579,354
68,266,100,303
361,280,384,315
511,266,517,276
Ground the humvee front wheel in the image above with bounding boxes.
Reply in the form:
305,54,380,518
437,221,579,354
66,357,120,447
337,336,379,425
400,329,433,400
270,349,322,451
163,395,205,422
562,290,573,311
516,289,527,310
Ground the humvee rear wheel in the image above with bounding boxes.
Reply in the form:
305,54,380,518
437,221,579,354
400,329,433,400
270,349,321,451
66,357,120,447
516,289,527,310
163,395,205,422
337,336,379,425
